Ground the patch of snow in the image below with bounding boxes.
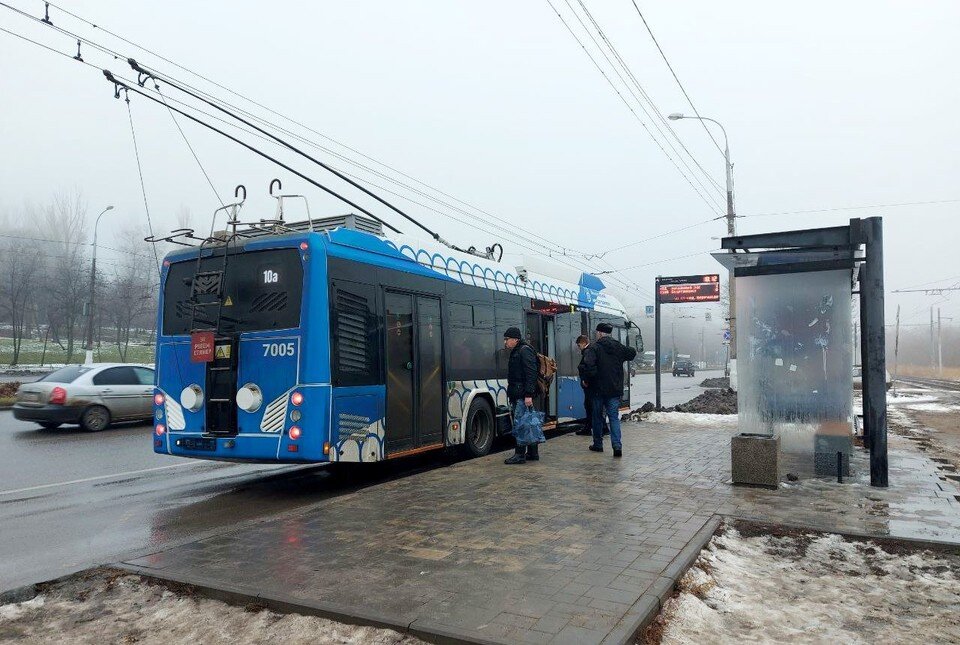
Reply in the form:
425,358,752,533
903,402,958,413
0,595,44,621
0,572,423,644
888,394,939,405
643,411,740,428
657,526,960,644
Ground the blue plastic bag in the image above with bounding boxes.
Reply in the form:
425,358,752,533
511,400,546,446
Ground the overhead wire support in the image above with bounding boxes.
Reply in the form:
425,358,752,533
123,87,162,275
127,59,443,244
572,0,724,195
629,0,725,157
543,0,723,216
10,0,630,269
103,70,403,235
6,3,653,283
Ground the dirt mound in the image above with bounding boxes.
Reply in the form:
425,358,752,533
700,377,730,388
669,388,737,414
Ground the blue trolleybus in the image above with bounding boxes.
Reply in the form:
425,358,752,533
152,214,637,464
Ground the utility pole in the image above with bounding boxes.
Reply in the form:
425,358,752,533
668,112,737,373
938,308,943,375
893,305,900,384
930,307,935,372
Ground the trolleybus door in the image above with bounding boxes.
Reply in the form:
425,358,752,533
384,291,443,454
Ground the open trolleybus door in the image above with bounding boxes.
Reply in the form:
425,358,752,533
384,291,444,455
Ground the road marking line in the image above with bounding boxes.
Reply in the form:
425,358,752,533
0,462,199,497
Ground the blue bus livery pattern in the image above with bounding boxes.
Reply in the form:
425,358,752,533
153,222,632,464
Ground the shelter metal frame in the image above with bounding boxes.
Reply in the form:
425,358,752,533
716,217,887,487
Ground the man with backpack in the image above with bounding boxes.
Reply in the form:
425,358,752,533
503,326,545,464
581,322,637,457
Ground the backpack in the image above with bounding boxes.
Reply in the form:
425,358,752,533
536,352,557,397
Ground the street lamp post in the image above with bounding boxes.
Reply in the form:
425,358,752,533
84,205,114,365
668,113,738,374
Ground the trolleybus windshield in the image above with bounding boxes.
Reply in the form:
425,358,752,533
162,248,303,335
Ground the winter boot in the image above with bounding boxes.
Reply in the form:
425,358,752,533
504,447,526,465
526,444,540,461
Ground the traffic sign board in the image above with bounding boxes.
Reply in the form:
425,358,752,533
722,329,731,341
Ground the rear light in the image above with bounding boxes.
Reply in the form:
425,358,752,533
290,391,303,406
154,393,165,406
323,441,330,455
299,241,309,251
49,387,67,405
155,423,166,436
163,259,171,267
288,426,301,440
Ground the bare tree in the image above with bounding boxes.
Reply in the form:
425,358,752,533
102,226,157,361
37,191,88,363
0,211,43,365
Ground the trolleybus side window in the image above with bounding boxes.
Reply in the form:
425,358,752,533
331,281,382,386
446,285,495,378
494,291,522,377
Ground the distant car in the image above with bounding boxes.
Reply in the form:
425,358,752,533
13,363,156,431
852,365,893,391
673,360,696,377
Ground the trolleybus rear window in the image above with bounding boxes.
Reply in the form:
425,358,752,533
162,248,303,335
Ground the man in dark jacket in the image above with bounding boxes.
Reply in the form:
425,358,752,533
575,335,592,435
581,322,637,457
503,326,540,464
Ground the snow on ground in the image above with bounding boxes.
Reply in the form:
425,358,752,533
643,411,740,428
651,525,960,645
0,570,424,645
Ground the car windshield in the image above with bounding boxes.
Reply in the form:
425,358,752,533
39,365,93,384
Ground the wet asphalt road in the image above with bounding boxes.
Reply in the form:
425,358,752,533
0,370,720,591
630,369,723,409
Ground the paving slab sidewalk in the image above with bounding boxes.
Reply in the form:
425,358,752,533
121,415,960,645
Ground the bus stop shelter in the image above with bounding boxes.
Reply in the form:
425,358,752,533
713,217,888,487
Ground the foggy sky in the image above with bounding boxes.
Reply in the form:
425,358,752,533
1,0,958,346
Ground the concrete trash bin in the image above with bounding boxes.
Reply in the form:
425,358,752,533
731,433,780,488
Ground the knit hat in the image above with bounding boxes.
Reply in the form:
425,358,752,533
596,322,613,334
503,326,523,340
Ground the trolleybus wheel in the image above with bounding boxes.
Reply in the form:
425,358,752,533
462,398,494,458
81,405,111,432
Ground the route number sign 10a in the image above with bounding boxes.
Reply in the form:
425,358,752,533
657,274,721,304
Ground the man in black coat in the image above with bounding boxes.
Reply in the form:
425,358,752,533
575,335,592,435
581,322,637,457
503,326,540,464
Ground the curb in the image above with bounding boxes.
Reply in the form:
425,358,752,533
601,515,722,645
115,563,497,645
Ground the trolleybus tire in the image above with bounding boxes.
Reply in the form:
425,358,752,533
38,422,62,430
81,405,111,432
461,398,495,458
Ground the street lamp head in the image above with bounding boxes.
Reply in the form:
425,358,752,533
104,205,114,211
667,113,685,121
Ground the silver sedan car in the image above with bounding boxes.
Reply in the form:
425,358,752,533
13,363,156,431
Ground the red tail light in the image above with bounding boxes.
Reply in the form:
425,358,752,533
290,391,303,406
154,393,165,406
49,387,67,405
288,426,301,440
155,423,166,436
